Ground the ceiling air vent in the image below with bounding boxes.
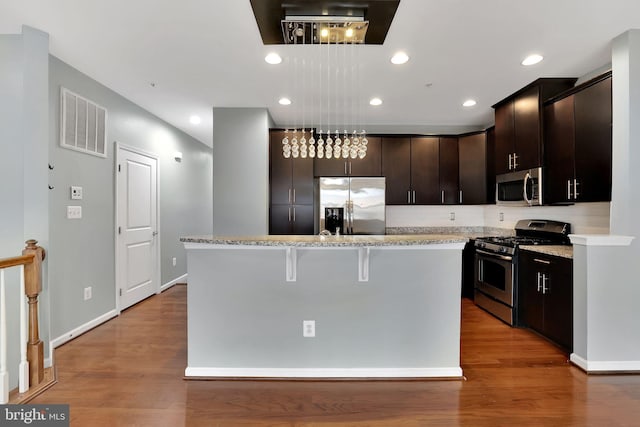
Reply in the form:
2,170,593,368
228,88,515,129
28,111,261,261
60,87,107,158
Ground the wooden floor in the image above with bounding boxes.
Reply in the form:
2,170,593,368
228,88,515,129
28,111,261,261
32,285,640,426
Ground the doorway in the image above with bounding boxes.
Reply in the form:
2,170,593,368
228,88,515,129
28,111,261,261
115,143,160,311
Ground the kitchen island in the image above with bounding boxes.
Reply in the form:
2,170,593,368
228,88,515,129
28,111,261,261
181,234,467,379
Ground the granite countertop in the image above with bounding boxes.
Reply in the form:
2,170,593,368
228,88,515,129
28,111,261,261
181,234,469,247
520,245,573,259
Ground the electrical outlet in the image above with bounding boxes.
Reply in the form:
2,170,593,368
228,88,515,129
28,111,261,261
67,206,82,219
450,212,455,221
172,257,177,267
84,286,92,301
499,212,504,222
303,320,315,337
70,186,83,200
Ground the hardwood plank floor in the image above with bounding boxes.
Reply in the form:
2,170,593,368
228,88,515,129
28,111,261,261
32,285,640,426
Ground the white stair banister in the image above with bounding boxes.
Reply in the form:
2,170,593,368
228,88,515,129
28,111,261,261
19,265,29,393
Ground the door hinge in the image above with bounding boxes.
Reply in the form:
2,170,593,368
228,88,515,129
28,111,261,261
118,164,121,172
119,288,122,297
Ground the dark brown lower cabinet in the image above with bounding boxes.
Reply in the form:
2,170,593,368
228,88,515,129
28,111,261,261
269,204,314,235
518,250,573,352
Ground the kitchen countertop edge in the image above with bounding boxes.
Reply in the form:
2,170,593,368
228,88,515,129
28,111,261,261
180,234,469,247
520,245,573,259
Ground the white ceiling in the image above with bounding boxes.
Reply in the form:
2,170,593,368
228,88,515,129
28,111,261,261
2,0,640,147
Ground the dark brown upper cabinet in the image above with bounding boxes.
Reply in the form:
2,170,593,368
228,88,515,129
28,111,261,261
439,137,459,205
313,136,382,177
459,132,491,204
544,73,612,204
493,78,577,175
382,136,439,205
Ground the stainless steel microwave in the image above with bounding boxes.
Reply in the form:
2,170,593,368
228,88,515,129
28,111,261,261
496,167,543,206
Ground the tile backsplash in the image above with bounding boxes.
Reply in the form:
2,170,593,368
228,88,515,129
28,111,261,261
386,202,610,235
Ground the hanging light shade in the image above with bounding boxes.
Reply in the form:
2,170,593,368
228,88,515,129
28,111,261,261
280,19,369,160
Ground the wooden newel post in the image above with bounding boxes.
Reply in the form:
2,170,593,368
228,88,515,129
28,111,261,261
22,239,45,386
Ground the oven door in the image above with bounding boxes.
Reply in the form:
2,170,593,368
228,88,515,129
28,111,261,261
475,249,514,306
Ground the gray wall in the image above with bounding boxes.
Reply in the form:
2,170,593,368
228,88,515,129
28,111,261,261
48,56,213,340
0,26,50,389
212,108,269,235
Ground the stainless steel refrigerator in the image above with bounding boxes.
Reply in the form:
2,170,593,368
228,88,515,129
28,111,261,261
318,177,386,235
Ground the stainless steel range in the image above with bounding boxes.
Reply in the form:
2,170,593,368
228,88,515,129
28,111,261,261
474,219,571,325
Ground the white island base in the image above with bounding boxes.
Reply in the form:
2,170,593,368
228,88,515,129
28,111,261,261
182,235,467,379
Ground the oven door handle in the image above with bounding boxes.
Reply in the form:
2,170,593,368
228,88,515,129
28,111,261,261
476,249,513,262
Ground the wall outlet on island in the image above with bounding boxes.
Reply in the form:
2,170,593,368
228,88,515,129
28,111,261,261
499,212,504,222
450,212,455,221
303,320,315,337
84,286,92,301
172,257,177,267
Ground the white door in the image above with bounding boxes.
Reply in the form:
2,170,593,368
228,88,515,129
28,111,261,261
116,144,159,311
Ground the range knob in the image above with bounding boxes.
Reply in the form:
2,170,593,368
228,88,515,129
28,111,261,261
499,247,507,254
478,242,486,249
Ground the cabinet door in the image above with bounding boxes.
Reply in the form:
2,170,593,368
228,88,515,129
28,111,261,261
544,96,576,204
574,76,612,202
291,156,314,205
350,136,382,176
411,137,440,204
291,205,314,234
382,137,411,205
439,137,459,204
269,205,292,235
543,256,573,351
518,252,545,332
270,130,292,205
458,133,487,204
514,86,542,170
314,135,349,177
494,102,515,174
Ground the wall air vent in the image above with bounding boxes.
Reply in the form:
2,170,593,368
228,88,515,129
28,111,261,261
250,0,400,45
60,87,107,158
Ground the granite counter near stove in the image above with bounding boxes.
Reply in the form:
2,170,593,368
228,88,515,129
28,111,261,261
520,245,573,259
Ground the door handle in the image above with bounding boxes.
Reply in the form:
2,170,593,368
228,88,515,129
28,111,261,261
573,178,580,199
288,207,291,222
512,152,519,169
537,272,542,292
293,207,296,222
293,188,296,204
407,190,411,204
508,154,513,170
441,190,445,204
459,190,463,204
412,190,416,204
152,231,158,237
344,162,348,175
567,180,572,200
288,188,292,204
542,274,549,294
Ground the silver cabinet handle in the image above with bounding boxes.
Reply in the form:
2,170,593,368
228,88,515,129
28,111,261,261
542,274,549,294
574,178,580,199
537,272,542,292
534,258,551,264
459,190,463,204
407,190,411,204
293,188,296,204
288,207,291,222
567,180,572,200
513,152,519,169
508,154,513,170
349,162,352,175
412,190,416,204
344,162,348,175
288,188,292,204
441,190,445,204
293,206,296,222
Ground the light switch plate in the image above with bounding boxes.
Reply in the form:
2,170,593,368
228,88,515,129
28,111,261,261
67,206,82,219
71,186,83,200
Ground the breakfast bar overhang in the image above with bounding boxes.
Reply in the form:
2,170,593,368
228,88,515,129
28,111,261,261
181,235,467,379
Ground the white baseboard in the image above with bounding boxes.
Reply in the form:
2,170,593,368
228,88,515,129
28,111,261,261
161,273,187,292
184,366,463,379
50,309,118,349
570,353,640,372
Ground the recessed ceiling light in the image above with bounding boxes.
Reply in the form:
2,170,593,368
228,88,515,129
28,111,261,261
391,52,410,65
279,97,292,106
189,115,201,125
265,53,282,65
369,97,383,106
463,99,477,107
522,54,543,66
